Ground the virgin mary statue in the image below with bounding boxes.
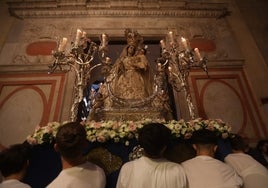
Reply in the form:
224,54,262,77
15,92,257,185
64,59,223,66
88,29,165,121
107,29,153,104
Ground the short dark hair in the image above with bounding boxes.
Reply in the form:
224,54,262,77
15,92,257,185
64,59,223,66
230,134,248,151
256,139,268,152
191,129,218,145
0,143,30,177
138,123,171,157
55,122,87,159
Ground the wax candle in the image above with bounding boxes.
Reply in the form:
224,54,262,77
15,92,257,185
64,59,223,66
157,63,162,71
168,31,174,44
82,31,87,38
105,57,111,64
160,40,166,49
58,37,68,52
74,29,82,46
194,48,202,61
181,37,188,50
101,33,107,47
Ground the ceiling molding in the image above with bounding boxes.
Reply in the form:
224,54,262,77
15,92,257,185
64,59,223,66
7,0,229,19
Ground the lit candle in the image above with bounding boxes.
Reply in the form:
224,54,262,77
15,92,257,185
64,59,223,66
181,37,188,50
168,31,174,44
155,85,158,91
74,29,82,46
168,66,172,72
82,31,87,38
157,63,162,71
194,48,202,61
101,33,107,47
160,40,166,49
58,37,68,52
105,57,111,64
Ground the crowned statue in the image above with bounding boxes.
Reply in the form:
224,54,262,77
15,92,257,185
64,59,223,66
87,29,173,121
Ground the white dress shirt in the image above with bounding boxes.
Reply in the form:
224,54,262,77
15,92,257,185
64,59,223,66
116,156,187,188
225,153,268,188
46,161,106,188
182,155,243,188
0,179,31,188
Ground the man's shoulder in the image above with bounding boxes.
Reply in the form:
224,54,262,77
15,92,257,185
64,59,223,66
182,155,226,166
0,179,31,188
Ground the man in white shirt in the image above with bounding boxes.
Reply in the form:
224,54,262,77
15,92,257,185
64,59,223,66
181,129,243,188
116,123,187,188
46,122,106,188
0,143,31,188
225,135,268,188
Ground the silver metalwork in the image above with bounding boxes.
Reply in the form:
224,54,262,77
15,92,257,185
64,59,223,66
48,30,110,121
48,29,208,121
158,31,208,119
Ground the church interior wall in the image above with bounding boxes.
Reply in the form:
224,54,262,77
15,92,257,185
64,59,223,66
0,0,268,146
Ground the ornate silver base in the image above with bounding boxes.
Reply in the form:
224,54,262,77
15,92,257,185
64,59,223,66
93,107,166,121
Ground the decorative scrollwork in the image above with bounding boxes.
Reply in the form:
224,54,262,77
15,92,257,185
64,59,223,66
48,30,110,122
159,32,209,119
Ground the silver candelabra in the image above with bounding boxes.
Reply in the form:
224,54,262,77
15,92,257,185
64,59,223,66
158,31,208,119
48,29,111,122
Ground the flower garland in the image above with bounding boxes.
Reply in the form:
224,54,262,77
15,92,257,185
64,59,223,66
26,118,232,146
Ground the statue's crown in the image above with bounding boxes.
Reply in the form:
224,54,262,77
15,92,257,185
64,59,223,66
124,28,143,48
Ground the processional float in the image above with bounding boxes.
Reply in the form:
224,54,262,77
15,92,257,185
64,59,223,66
48,29,208,122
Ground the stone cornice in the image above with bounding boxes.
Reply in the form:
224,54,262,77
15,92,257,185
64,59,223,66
7,0,229,19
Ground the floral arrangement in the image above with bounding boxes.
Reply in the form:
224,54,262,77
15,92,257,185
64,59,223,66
26,118,232,146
